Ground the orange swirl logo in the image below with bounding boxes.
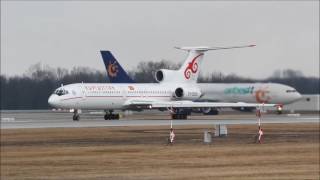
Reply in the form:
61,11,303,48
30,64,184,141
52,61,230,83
128,86,135,90
255,88,271,103
107,62,119,78
184,54,203,79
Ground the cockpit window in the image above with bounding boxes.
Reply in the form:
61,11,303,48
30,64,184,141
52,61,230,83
54,88,69,96
286,89,297,93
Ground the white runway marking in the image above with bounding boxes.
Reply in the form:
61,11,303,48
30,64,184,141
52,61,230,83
1,117,16,122
1,113,319,129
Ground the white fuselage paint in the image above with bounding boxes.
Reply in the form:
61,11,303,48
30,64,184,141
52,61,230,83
48,83,200,110
198,83,302,105
48,82,301,110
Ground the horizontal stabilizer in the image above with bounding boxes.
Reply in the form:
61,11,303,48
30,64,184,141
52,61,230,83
175,45,255,52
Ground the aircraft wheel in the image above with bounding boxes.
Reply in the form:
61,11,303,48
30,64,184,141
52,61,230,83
182,114,187,119
104,114,110,120
73,114,80,121
105,114,120,120
179,114,187,119
171,114,187,119
204,109,219,115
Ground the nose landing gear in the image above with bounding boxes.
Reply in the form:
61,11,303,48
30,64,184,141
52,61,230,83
72,109,80,121
276,105,283,115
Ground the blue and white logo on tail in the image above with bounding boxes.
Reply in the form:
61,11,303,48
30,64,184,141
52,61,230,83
100,51,135,83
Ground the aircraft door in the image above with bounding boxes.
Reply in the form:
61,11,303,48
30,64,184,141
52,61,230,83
121,86,127,99
80,84,86,99
80,83,87,105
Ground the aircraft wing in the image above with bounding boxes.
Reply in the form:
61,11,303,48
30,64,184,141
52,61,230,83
124,99,276,109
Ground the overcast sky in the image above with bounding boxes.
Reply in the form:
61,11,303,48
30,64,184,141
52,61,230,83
1,1,319,79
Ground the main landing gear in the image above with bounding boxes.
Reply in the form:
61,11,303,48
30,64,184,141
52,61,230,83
171,113,188,119
104,110,120,120
169,108,188,119
72,109,80,121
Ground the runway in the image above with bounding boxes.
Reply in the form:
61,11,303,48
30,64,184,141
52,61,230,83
1,110,319,129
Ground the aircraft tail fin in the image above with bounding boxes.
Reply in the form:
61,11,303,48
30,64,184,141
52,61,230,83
175,45,255,83
100,51,135,83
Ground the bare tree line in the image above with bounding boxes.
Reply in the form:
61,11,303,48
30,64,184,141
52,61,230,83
1,62,319,109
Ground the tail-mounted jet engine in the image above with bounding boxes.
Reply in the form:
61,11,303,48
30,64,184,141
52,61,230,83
155,69,177,83
172,86,202,101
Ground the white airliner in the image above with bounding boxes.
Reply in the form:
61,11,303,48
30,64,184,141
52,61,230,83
48,46,278,120
197,83,301,114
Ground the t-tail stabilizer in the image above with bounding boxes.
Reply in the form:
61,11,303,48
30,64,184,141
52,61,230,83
155,45,255,84
100,51,135,83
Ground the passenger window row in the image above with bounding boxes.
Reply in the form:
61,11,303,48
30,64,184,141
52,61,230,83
286,90,297,93
128,90,170,94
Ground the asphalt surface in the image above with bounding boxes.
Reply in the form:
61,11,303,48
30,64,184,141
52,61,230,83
1,110,319,129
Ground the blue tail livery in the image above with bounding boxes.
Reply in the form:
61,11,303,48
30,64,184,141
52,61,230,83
100,51,135,83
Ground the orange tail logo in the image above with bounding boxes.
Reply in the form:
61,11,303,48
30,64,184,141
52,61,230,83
107,62,119,77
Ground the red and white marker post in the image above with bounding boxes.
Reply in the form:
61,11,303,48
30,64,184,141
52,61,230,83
256,105,264,144
168,120,175,145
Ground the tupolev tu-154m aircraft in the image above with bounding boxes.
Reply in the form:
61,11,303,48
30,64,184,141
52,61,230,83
48,45,279,120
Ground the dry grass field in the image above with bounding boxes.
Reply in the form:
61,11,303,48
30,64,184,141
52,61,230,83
1,123,319,180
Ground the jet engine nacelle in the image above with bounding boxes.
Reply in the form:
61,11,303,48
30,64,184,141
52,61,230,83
155,69,180,83
202,107,219,115
201,107,211,114
172,86,202,101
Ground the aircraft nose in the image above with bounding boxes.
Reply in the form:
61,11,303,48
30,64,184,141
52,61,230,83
295,92,302,101
48,95,59,107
